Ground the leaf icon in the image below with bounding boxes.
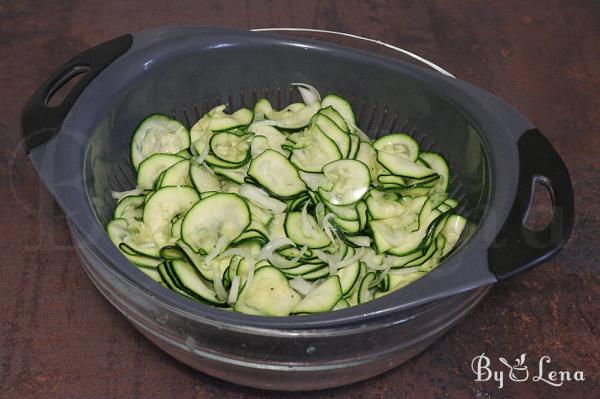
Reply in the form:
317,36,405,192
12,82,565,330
517,353,526,366
499,357,511,369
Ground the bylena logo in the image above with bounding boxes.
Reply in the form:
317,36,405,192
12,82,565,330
471,353,585,389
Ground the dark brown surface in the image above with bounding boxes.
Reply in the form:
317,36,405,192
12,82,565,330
1,1,599,398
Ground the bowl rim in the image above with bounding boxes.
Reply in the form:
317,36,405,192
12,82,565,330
29,26,531,330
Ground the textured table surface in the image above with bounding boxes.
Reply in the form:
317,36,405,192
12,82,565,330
1,1,599,398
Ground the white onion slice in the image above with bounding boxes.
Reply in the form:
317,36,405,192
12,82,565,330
258,238,295,261
111,187,144,201
212,263,228,302
291,82,321,105
389,265,423,275
301,202,319,237
194,142,210,164
205,236,229,265
289,276,314,296
337,247,366,269
227,276,241,305
347,236,371,247
298,171,327,191
239,184,287,213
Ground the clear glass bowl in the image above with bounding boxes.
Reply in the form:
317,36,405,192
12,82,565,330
70,222,489,390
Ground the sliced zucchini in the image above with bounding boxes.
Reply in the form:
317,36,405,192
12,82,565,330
336,261,361,295
189,162,221,193
284,212,331,249
321,94,356,129
377,151,436,179
248,149,307,199
355,140,380,181
374,133,420,162
181,193,251,255
209,131,251,164
290,125,342,172
318,159,370,206
158,159,191,187
114,195,145,219
205,104,253,131
319,106,349,132
419,152,450,193
358,272,376,304
131,114,190,170
441,214,467,256
234,266,301,316
137,153,184,189
291,275,342,314
248,124,288,155
314,112,351,157
168,259,225,304
142,186,200,247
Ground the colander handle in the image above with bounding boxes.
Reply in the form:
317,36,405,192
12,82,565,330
21,34,133,154
488,129,574,280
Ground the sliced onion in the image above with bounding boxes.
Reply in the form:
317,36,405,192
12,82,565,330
291,83,321,105
212,263,228,302
315,202,325,225
239,184,287,213
268,252,299,269
221,247,253,259
298,171,326,191
338,247,365,269
321,213,338,243
370,256,394,287
289,276,314,296
389,265,423,275
205,236,229,265
301,201,319,237
258,238,295,261
111,187,144,201
194,142,210,164
347,236,371,247
244,258,256,288
227,276,241,305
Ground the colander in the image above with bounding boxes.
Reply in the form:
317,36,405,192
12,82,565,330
21,27,574,390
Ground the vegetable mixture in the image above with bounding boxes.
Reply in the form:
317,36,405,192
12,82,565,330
107,83,466,316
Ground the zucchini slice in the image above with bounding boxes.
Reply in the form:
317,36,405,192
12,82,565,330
322,94,356,128
290,125,342,172
209,131,251,164
314,112,351,157
419,152,450,193
143,186,200,247
284,212,331,249
291,275,342,314
374,133,420,162
234,266,301,316
137,153,185,190
377,151,436,179
131,114,190,170
189,162,221,193
158,159,192,187
318,159,370,206
181,193,250,255
248,149,307,198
